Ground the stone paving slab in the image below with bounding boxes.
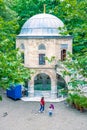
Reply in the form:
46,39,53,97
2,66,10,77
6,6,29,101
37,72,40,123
0,93,87,130
21,96,66,102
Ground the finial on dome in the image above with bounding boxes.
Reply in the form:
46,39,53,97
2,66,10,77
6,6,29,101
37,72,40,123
43,4,46,13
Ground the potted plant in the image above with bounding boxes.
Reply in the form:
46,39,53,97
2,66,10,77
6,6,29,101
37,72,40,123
66,93,76,108
80,96,87,111
74,97,80,110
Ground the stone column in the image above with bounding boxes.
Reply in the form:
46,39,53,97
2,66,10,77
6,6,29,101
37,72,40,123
28,80,34,97
51,87,57,99
51,78,57,99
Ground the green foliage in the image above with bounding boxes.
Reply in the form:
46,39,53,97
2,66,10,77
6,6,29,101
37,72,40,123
5,0,87,54
6,0,40,31
0,39,32,89
5,0,86,55
0,0,87,91
66,93,87,110
63,52,87,77
0,95,2,101
54,0,87,54
0,0,19,41
60,52,87,91
59,88,68,96
45,56,55,64
54,50,87,99
66,93,79,105
0,1,32,89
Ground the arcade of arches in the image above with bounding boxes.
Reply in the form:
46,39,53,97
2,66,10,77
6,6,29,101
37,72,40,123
28,71,68,98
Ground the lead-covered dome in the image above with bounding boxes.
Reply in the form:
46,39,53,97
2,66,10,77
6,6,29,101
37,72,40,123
18,13,64,36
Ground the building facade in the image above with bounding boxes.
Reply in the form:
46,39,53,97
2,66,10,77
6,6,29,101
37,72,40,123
16,13,72,99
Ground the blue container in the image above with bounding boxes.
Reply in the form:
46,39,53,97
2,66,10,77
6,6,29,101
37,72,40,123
6,84,22,100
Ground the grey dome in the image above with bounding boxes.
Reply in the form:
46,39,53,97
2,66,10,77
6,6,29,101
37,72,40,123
19,13,64,36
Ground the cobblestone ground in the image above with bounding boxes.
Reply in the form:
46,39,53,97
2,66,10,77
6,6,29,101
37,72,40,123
0,92,87,130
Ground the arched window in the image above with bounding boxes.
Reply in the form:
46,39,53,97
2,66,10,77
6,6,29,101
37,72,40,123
20,43,25,49
21,52,24,63
38,44,46,50
34,73,51,91
61,49,66,61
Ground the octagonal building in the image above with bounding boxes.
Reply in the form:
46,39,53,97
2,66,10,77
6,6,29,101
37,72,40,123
16,13,72,99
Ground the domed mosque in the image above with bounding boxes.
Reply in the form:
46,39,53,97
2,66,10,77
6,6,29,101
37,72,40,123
19,13,64,36
16,11,72,99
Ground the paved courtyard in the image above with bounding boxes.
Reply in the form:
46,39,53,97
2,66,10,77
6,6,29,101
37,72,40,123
0,92,87,130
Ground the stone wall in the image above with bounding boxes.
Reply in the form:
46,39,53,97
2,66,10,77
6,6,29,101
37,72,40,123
16,37,72,68
16,37,72,98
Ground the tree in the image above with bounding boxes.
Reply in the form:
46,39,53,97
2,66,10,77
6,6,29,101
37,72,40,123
0,0,32,90
7,0,87,55
0,0,86,91
6,0,40,32
6,0,59,33
54,0,87,54
57,51,87,93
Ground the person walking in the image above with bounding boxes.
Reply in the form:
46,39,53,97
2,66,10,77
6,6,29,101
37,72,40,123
39,97,45,113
